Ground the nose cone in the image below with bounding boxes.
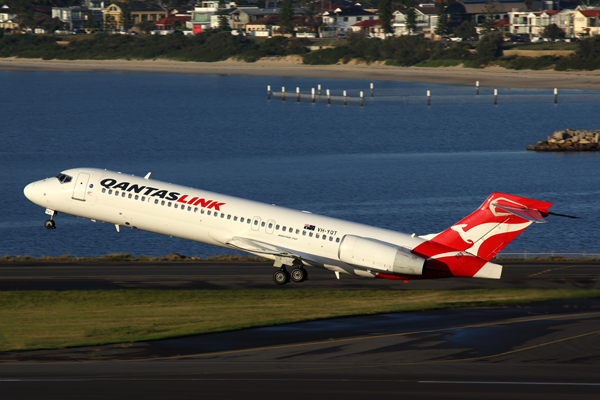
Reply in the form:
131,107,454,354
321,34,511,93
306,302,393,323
24,182,35,201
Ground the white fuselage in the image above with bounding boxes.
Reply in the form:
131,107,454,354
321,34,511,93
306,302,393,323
24,168,427,277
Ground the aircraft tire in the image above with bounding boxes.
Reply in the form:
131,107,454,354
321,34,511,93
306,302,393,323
44,220,56,229
290,267,307,283
273,269,290,285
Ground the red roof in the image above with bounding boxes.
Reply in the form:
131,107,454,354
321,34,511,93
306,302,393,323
352,18,381,27
580,10,600,17
155,15,190,25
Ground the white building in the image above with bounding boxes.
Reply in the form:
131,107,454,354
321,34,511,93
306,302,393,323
190,1,237,33
321,7,377,38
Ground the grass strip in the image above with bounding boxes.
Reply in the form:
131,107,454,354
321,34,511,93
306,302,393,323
0,288,598,352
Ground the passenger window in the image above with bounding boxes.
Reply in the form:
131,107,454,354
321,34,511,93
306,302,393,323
168,202,172,207
247,219,251,224
161,200,165,206
109,189,112,194
295,229,299,234
207,211,211,215
115,191,119,196
302,231,306,236
135,195,139,200
276,225,280,230
201,209,205,214
194,208,198,213
240,217,244,223
174,204,178,209
128,194,132,199
102,188,106,193
154,199,159,204
309,232,313,237
227,215,231,220
323,235,326,240
254,220,258,225
261,222,265,227
142,196,145,201
336,238,340,243
122,192,126,197
282,226,286,231
316,234,320,239
329,237,333,241
234,216,238,221
188,206,192,211
268,223,273,229
289,227,293,233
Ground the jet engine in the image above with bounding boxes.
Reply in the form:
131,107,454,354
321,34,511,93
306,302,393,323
338,235,425,275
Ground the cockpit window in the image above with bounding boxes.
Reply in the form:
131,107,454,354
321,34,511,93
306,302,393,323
55,173,73,184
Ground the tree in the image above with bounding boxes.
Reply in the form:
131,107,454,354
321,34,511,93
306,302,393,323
404,0,417,35
454,20,477,38
542,23,565,42
480,0,497,35
278,0,294,35
137,20,155,33
476,31,503,62
435,0,448,36
41,17,64,33
378,0,393,35
217,0,230,31
121,4,133,31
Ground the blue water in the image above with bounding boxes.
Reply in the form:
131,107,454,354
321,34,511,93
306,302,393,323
2,70,599,258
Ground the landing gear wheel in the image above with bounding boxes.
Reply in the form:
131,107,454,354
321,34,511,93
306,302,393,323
273,269,290,285
290,267,307,283
44,220,56,229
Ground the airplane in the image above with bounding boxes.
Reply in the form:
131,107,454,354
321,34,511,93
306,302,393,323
24,168,561,285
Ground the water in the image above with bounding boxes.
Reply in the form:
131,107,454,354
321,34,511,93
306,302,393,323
2,70,599,258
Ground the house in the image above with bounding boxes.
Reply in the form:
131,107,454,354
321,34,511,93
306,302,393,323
229,8,281,32
351,18,384,38
190,1,237,33
508,9,561,37
103,1,167,30
154,15,191,31
447,1,530,30
393,4,439,37
52,6,89,30
245,15,278,36
0,5,18,30
321,6,376,38
573,9,600,37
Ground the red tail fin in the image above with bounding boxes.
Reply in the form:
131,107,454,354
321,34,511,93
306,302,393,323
424,193,552,261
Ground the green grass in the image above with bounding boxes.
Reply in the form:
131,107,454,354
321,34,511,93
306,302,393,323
0,289,597,352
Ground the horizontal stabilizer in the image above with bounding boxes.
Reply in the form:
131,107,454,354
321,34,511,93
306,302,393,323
493,200,546,223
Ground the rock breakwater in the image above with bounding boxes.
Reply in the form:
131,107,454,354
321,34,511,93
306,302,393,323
527,129,600,151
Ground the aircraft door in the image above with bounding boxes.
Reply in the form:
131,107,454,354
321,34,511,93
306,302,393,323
251,216,261,231
72,173,90,201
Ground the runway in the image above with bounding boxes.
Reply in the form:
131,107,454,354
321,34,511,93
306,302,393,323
0,260,599,399
0,259,599,290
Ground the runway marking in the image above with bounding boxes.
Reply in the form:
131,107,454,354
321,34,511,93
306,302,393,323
419,381,600,386
528,264,579,277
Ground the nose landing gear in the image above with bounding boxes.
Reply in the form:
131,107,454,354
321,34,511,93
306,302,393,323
44,209,57,229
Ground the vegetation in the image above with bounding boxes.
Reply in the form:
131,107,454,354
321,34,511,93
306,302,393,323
0,253,269,263
2,29,600,71
1,288,597,352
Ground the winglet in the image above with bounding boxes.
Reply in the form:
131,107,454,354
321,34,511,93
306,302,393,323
144,172,151,180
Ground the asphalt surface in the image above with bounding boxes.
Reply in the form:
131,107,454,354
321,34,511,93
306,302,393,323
0,260,599,290
1,260,599,399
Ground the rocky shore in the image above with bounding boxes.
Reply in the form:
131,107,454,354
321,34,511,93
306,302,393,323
527,129,600,151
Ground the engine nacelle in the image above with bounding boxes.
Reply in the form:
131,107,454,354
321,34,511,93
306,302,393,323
338,235,425,276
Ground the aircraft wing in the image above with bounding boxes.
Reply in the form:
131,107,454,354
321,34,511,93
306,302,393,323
226,236,301,259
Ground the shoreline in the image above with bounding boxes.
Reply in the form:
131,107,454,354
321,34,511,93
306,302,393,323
2,57,600,89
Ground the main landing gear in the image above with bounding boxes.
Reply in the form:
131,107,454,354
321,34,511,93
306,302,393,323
44,209,57,229
272,265,308,285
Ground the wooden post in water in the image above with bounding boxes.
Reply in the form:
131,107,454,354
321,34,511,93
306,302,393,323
311,88,315,103
370,83,374,97
296,87,300,102
327,89,331,104
476,81,479,95
494,89,497,105
343,90,347,106
267,85,271,99
318,84,322,96
427,90,431,106
360,91,364,107
554,88,558,104
282,87,285,101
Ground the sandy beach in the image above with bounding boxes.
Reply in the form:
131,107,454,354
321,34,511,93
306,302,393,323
2,57,600,89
